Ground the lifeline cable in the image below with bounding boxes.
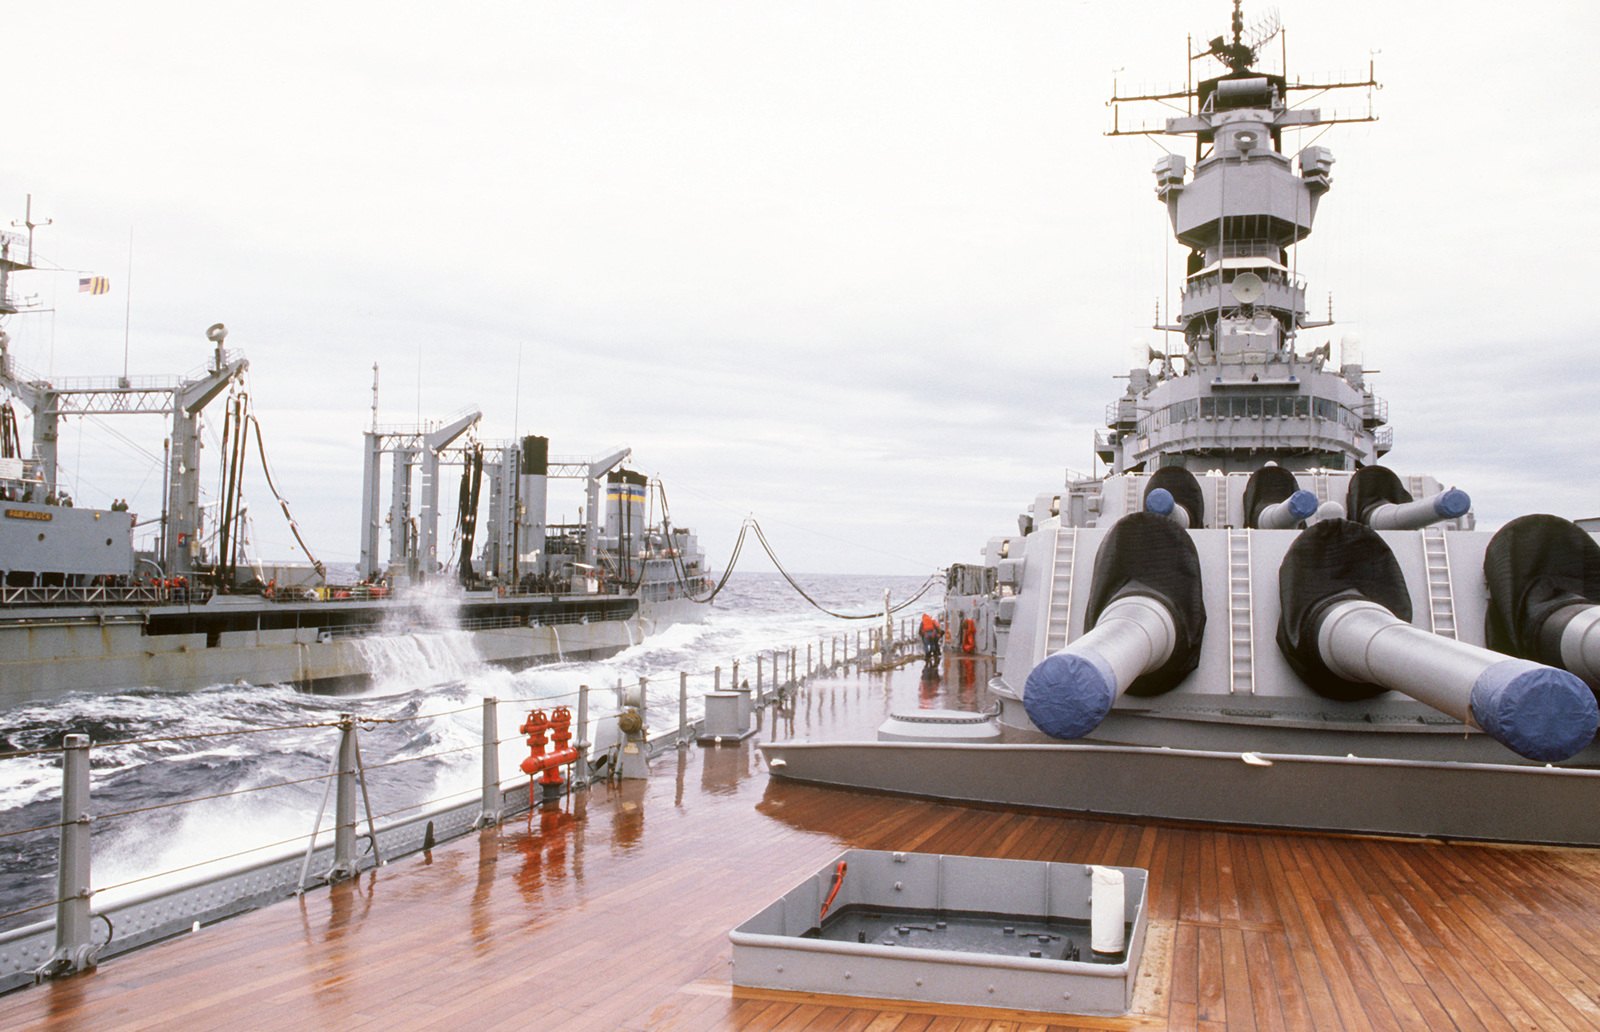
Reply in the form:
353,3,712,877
654,483,941,616
746,519,941,620
662,510,750,604
654,480,732,602
247,413,325,578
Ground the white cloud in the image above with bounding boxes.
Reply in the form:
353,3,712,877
2,1,1597,574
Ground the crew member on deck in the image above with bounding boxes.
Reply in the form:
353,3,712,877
920,613,942,665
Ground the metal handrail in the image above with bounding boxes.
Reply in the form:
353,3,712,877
0,584,188,607
0,623,918,990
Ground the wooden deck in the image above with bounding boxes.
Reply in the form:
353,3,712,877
7,660,1600,1031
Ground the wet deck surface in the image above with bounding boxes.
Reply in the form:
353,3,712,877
8,656,1600,1031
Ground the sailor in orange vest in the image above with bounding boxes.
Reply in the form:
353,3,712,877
919,613,942,665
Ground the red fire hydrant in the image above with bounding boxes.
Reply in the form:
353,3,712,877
520,706,578,804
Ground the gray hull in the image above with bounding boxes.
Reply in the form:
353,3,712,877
0,593,704,704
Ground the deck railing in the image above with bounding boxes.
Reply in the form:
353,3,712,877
0,584,207,607
0,621,918,993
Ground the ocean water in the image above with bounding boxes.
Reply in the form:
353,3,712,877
0,572,940,930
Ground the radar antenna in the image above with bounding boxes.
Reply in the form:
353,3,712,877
1195,2,1281,75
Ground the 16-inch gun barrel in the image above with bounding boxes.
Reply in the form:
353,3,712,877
1364,488,1471,530
1548,605,1600,687
1257,490,1318,530
1484,514,1600,690
1023,512,1205,740
1023,594,1176,738
1144,488,1190,528
1317,599,1597,762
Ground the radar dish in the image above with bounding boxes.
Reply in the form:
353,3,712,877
1244,7,1281,58
1196,2,1281,73
1230,273,1265,304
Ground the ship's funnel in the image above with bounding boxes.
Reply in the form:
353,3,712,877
516,435,549,581
1278,520,1597,762
1023,513,1205,739
1485,514,1600,689
1346,465,1470,530
1244,465,1315,529
606,469,649,582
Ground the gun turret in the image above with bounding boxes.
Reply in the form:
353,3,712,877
1023,513,1205,739
1279,521,1597,762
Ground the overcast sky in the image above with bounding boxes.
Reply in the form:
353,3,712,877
1,1,1596,576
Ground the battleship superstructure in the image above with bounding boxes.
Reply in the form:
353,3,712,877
766,3,1600,844
0,227,710,706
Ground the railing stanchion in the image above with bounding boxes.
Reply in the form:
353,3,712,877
478,697,501,826
679,671,689,746
44,733,94,977
732,659,739,695
756,653,763,703
330,714,358,881
575,683,590,784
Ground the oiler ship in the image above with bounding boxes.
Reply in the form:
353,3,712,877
6,6,1600,1031
0,249,709,706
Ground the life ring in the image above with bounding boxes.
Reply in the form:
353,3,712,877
960,618,976,654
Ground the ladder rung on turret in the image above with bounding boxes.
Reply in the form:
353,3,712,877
1228,530,1254,694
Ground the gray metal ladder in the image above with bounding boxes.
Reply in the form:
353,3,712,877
1123,475,1142,520
1422,526,1457,639
1044,528,1078,655
1214,473,1230,529
1228,530,1255,694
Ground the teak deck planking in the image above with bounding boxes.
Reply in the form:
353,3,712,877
6,661,1600,1031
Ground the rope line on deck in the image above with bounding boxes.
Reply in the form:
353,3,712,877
0,819,73,840
0,896,70,925
0,720,343,761
362,784,480,824
93,825,345,895
355,743,481,773
93,770,339,822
